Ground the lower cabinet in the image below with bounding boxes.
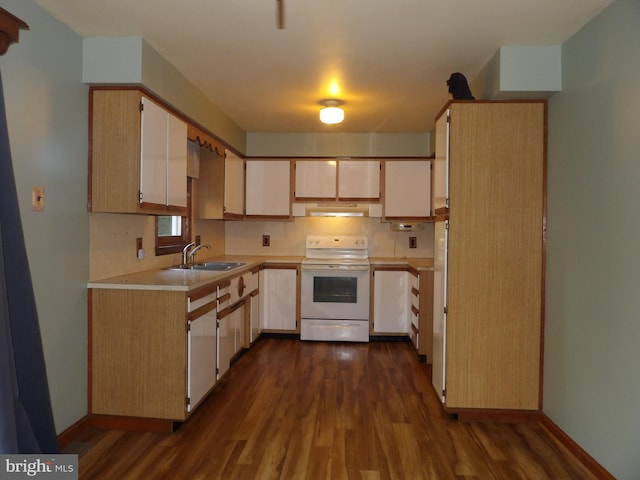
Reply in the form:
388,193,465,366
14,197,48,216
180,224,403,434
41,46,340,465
90,288,193,421
261,265,299,332
90,269,258,426
372,268,410,334
217,306,235,380
188,307,217,412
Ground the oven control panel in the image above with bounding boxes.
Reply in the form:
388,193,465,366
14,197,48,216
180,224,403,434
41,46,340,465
305,235,368,249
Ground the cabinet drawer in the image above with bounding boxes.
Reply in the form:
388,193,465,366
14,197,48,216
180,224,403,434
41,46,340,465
217,282,231,312
188,292,216,313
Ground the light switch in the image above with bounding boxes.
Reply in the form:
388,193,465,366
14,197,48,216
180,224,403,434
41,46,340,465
32,186,44,211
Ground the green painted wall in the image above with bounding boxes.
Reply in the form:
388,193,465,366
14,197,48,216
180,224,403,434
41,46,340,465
1,0,89,433
545,0,640,477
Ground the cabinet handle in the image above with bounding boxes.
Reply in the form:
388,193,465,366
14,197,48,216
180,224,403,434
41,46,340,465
238,276,245,297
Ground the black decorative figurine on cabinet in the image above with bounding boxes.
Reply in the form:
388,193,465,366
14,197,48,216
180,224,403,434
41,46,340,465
447,72,475,100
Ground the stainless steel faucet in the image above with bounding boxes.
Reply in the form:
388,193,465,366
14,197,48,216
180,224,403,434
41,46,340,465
188,243,211,265
181,242,196,268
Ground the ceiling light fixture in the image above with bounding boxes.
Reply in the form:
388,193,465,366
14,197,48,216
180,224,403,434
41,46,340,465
319,99,344,125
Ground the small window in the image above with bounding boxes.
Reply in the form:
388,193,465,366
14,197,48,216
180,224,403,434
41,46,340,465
155,181,191,255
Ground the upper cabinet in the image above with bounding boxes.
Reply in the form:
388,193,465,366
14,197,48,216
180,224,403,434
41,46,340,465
245,159,291,218
383,160,431,220
339,160,380,200
140,97,188,210
294,159,381,201
295,160,336,199
224,150,245,218
90,88,187,215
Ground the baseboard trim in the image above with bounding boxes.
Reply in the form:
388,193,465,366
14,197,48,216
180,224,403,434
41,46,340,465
538,414,615,480
88,414,175,433
56,416,91,450
447,408,541,423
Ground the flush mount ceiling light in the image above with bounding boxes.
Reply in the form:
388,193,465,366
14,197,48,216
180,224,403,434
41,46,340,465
319,99,345,125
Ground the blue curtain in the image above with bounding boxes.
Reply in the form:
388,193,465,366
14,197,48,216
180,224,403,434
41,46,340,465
0,70,59,454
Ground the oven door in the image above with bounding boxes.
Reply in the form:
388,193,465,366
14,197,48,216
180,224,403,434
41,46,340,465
301,265,370,320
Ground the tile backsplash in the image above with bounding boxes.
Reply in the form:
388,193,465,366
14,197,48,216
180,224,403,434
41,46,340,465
225,216,433,258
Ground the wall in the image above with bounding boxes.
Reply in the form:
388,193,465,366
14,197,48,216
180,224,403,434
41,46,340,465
545,0,640,478
1,1,89,433
83,37,246,154
247,132,430,157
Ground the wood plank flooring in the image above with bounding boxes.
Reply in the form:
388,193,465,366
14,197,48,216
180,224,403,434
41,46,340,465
76,338,597,479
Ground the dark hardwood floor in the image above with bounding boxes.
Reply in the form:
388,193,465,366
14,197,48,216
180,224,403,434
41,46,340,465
76,338,596,479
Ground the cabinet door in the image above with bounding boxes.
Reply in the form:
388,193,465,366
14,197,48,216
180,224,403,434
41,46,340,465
339,160,380,199
224,150,245,217
246,160,291,216
295,160,336,199
217,310,234,379
167,114,188,208
261,268,297,331
373,270,410,333
187,310,217,412
433,111,449,212
140,97,168,206
231,302,245,353
384,160,431,218
250,290,261,344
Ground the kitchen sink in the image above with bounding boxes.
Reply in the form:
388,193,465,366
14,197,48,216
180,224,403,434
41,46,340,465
168,261,246,272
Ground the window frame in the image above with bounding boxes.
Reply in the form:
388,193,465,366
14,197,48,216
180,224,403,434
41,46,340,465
155,181,192,255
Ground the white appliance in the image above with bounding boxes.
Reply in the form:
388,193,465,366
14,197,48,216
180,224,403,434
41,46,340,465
301,235,370,342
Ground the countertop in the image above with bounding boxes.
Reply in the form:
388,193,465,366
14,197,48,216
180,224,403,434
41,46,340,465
88,255,432,292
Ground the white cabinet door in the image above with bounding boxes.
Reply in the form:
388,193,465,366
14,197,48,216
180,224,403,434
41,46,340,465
261,268,297,331
384,160,431,218
140,97,167,205
250,291,260,344
246,160,291,216
338,160,380,199
167,113,188,208
217,310,235,379
373,270,410,333
231,302,245,354
187,309,217,412
432,220,448,403
433,110,449,212
224,150,244,216
295,160,336,199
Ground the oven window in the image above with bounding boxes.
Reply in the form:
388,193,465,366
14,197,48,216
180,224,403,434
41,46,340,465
313,276,357,303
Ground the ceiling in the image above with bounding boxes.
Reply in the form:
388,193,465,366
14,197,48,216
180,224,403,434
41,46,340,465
35,0,613,133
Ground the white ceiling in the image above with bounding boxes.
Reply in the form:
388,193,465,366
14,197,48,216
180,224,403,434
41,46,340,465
36,0,612,133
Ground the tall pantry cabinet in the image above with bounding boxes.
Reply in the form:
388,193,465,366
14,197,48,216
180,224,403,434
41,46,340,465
432,101,546,414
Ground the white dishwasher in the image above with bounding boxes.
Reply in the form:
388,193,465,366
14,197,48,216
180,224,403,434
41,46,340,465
187,291,217,412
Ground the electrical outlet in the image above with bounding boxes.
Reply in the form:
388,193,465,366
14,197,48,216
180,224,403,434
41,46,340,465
409,236,417,249
262,235,271,247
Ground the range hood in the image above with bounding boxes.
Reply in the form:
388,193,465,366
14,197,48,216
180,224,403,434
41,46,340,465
293,203,376,217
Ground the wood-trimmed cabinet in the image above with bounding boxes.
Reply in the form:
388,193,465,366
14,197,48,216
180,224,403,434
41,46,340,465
195,148,245,220
383,160,431,220
246,159,291,218
260,265,299,332
432,100,546,412
294,159,381,201
89,88,187,215
89,267,260,426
